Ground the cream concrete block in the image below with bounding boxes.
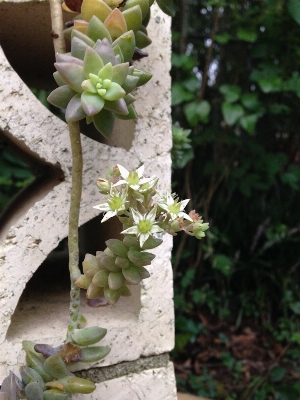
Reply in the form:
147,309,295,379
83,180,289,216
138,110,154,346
0,0,174,384
75,362,177,400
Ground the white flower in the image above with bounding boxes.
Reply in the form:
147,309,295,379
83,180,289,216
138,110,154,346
158,193,193,221
114,164,156,191
93,186,128,222
121,206,164,247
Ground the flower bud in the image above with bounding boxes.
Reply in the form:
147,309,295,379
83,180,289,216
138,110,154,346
97,178,111,193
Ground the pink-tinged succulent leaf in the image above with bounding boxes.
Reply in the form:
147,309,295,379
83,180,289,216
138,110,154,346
102,82,126,101
47,86,77,109
70,36,91,61
56,52,84,66
112,63,129,85
121,0,149,20
73,19,89,34
87,15,112,43
81,92,105,116
81,0,111,22
74,274,92,289
115,104,137,120
54,63,85,93
124,93,136,105
104,98,128,115
87,282,104,298
135,29,152,48
83,46,104,78
72,30,95,50
122,75,139,93
98,62,113,80
92,108,115,137
123,6,142,32
53,71,66,87
94,38,117,65
112,44,124,63
65,94,86,122
112,31,135,62
104,8,127,40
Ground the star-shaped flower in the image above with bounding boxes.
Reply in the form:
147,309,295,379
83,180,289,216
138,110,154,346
114,164,156,191
158,193,193,221
121,206,163,247
93,186,128,222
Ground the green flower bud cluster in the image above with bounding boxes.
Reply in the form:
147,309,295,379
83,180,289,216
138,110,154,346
0,327,109,399
75,235,162,305
48,31,152,137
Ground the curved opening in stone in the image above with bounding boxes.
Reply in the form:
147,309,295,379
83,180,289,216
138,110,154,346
0,130,64,242
6,215,142,343
0,1,135,150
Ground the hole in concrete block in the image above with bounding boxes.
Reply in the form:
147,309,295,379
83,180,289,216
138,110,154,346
6,215,142,343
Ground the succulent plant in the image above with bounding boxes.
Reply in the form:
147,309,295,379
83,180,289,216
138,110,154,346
75,236,162,305
47,35,151,137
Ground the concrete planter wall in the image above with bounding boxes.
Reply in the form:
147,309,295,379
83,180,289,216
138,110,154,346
0,1,176,398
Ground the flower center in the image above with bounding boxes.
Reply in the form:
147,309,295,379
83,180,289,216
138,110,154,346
169,202,181,215
138,220,152,234
108,196,123,211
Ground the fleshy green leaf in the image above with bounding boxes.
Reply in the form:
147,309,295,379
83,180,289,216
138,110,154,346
92,108,115,137
122,5,143,32
81,0,111,22
65,93,86,122
54,63,85,93
80,346,111,362
103,82,126,101
135,29,152,49
156,0,176,17
47,86,76,110
113,31,136,62
104,98,129,115
108,271,124,290
72,326,107,346
87,15,112,43
83,46,104,78
115,104,137,119
94,38,116,65
104,8,127,40
112,63,129,85
81,92,105,116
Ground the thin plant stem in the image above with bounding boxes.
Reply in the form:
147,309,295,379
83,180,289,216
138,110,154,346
66,121,83,341
49,0,83,341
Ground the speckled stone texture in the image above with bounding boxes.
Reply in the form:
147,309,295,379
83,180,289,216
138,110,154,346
0,1,176,397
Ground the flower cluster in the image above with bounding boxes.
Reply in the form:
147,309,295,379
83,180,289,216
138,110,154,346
75,164,209,305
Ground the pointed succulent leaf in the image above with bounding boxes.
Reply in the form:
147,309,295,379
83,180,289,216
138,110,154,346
112,31,135,62
0,372,18,400
124,93,136,105
72,326,107,346
87,15,112,43
83,46,104,78
22,341,45,362
115,104,137,120
115,256,130,268
73,19,89,34
157,0,176,17
123,6,143,32
92,108,115,137
82,254,99,274
111,63,129,85
108,271,124,290
127,248,155,266
104,287,120,305
122,265,141,284
75,274,92,289
47,86,77,110
112,44,124,62
20,367,45,390
59,377,96,394
24,381,44,400
135,266,150,279
103,82,126,101
121,0,149,20
94,38,116,65
80,346,111,362
71,33,95,57
65,94,86,122
53,71,66,87
135,29,152,48
141,235,163,249
106,239,128,257
122,75,139,93
123,235,140,249
87,282,104,298
81,0,111,22
54,63,85,93
133,69,152,87
119,285,132,296
26,351,53,382
104,8,127,40
43,355,69,379
142,7,151,27
81,92,105,116
101,255,119,271
45,381,64,391
44,389,69,400
55,52,83,66
104,98,129,115
92,269,109,287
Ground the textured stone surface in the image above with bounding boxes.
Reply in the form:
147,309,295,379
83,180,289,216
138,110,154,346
0,2,174,393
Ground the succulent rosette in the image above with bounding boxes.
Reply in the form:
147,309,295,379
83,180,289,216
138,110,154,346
47,35,151,137
64,0,153,50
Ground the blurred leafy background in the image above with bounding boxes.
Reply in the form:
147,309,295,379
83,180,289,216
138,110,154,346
1,0,300,398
